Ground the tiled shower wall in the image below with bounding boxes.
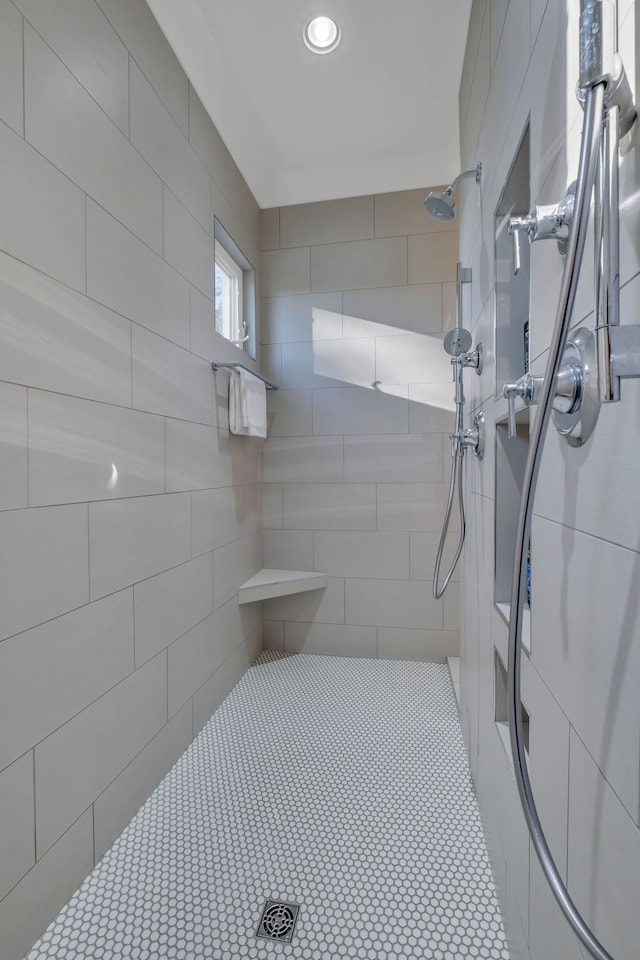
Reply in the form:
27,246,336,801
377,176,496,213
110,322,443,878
458,1,640,958
259,193,462,661
0,1,263,957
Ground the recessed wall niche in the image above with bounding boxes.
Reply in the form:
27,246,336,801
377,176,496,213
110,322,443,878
494,410,531,653
494,126,531,397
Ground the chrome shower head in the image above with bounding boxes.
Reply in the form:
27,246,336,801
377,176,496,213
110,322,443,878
424,162,482,221
424,190,456,221
443,327,473,357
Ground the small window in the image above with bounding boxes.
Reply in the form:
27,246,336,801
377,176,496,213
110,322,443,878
215,241,245,344
213,219,256,357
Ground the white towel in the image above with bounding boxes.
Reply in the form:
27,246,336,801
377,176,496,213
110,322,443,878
229,369,267,438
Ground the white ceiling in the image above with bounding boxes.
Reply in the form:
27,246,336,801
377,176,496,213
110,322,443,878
145,0,473,209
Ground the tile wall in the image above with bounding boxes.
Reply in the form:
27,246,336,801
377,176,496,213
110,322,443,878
0,1,264,957
458,1,640,958
260,192,462,661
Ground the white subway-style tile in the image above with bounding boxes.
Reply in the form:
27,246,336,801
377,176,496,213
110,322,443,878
93,701,192,860
130,61,209,231
89,493,191,600
134,555,214,667
0,382,28,511
0,119,85,292
28,390,165,506
87,200,190,349
25,26,162,252
0,589,133,772
0,0,23,135
167,607,229,717
315,531,409,580
165,419,230,492
0,754,34,901
34,653,167,856
0,252,131,407
0,504,88,642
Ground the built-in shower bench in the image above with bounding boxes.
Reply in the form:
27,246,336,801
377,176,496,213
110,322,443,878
238,568,328,604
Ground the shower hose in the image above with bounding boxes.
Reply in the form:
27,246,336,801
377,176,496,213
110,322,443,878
433,417,466,600
507,82,615,960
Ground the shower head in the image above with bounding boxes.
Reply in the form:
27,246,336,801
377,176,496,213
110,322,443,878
443,327,473,357
424,162,482,221
424,190,456,221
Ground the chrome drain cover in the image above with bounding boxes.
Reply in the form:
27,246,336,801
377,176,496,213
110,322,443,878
256,900,300,943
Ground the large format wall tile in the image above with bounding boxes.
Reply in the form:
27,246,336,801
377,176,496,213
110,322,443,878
25,26,162,252
16,0,129,133
167,607,229,717
311,237,407,292
0,119,85,291
0,382,28,511
131,325,213,423
28,390,165,506
130,62,209,231
87,200,190,349
0,590,134,772
89,493,191,599
0,0,23,135
0,253,132,407
0,504,89,641
96,0,188,135
0,754,35,901
134,555,214,667
34,653,167,855
280,196,374,248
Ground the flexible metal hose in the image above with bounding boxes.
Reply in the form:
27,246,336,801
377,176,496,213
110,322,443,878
507,83,614,960
433,444,466,600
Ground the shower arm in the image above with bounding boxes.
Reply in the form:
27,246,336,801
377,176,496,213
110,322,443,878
447,162,482,196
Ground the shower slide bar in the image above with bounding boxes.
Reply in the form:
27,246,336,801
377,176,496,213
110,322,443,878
211,361,279,390
507,3,636,959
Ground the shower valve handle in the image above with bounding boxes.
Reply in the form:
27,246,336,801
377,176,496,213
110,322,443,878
503,374,542,439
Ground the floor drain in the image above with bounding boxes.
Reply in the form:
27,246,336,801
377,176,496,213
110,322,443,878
256,900,300,943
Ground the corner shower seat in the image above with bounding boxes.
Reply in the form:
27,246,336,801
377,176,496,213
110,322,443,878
237,568,328,603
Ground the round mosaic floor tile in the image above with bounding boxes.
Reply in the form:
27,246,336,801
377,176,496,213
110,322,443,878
26,653,510,959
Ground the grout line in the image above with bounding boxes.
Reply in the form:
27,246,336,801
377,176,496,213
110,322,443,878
32,747,37,862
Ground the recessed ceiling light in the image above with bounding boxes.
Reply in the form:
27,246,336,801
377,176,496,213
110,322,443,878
303,15,341,54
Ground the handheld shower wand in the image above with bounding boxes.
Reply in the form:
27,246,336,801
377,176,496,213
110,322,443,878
433,264,484,599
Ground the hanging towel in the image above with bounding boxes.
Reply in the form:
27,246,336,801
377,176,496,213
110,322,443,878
229,369,267,438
